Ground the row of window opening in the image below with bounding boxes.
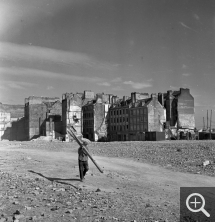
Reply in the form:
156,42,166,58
83,120,93,126
109,108,147,116
83,112,93,118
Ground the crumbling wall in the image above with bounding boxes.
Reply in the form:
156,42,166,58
177,89,195,129
10,117,26,141
46,101,62,121
62,93,82,136
147,95,166,132
62,98,67,135
0,112,11,140
44,101,62,137
25,96,61,140
0,104,25,140
54,121,63,138
94,103,106,141
29,104,47,139
165,91,175,126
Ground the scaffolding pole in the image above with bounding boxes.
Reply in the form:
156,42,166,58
210,110,212,139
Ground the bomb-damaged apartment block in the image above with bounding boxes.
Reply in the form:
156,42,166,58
1,88,195,141
62,91,96,139
158,88,195,135
82,93,113,141
0,103,25,141
108,92,166,141
25,96,62,140
62,91,113,141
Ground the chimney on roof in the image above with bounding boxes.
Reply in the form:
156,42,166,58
123,96,127,102
109,95,113,104
158,93,164,106
167,90,172,95
131,92,136,104
167,90,173,99
111,96,117,104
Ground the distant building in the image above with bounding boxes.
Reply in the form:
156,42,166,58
25,96,62,140
158,88,195,130
108,92,166,141
0,103,25,140
1,87,195,141
62,91,95,138
0,111,11,140
82,93,113,141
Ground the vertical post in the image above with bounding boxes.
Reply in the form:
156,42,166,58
210,110,212,139
203,117,205,130
49,116,51,136
39,117,41,135
207,110,208,130
177,115,179,140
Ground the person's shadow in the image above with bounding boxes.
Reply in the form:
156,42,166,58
28,170,80,189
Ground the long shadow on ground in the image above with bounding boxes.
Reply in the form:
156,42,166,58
28,170,80,189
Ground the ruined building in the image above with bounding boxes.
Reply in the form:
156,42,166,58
62,91,95,138
82,93,113,141
158,88,195,130
25,96,62,140
108,92,166,141
0,103,25,140
1,87,194,142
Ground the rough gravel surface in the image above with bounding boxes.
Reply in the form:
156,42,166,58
0,140,214,222
14,140,215,177
89,140,215,177
0,171,123,222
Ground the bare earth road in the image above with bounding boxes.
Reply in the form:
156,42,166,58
0,141,215,222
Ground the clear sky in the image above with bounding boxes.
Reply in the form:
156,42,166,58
0,0,215,128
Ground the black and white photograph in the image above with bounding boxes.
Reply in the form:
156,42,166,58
0,0,215,221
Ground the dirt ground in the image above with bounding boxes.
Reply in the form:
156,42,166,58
0,141,215,222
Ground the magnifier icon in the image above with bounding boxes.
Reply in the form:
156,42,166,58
186,193,210,217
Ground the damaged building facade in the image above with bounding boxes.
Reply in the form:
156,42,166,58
62,91,95,139
108,92,166,141
25,96,62,140
1,87,195,141
158,88,195,131
62,91,113,141
82,93,113,141
0,103,25,140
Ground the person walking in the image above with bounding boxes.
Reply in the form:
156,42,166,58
78,141,89,182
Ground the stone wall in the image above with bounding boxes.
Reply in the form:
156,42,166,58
10,117,26,141
25,96,62,140
177,88,195,129
0,103,25,140
94,102,108,141
62,93,83,136
160,88,195,130
147,94,166,132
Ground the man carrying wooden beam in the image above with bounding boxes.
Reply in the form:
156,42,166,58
67,126,103,175
78,140,89,182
